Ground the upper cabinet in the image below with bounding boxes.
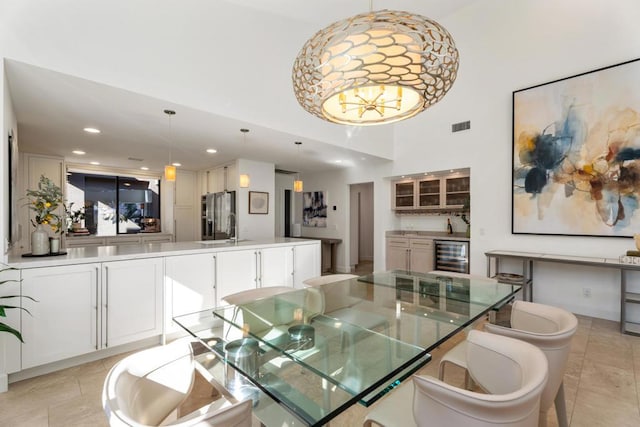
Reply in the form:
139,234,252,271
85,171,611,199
200,162,238,195
392,169,469,212
392,180,416,210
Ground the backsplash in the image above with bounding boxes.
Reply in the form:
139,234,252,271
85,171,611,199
398,214,468,234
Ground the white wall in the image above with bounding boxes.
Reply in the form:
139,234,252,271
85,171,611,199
236,159,275,240
350,182,374,263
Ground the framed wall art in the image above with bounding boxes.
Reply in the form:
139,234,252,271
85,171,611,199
512,57,640,237
249,191,269,214
303,190,327,227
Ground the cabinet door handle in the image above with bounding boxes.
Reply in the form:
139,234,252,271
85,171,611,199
259,251,263,287
95,266,99,350
254,251,259,285
104,266,109,348
212,255,217,290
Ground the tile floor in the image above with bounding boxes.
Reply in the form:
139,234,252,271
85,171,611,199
1,314,639,426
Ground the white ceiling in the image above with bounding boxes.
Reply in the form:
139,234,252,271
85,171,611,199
5,0,477,176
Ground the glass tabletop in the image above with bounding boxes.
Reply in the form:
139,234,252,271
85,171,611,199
173,270,520,426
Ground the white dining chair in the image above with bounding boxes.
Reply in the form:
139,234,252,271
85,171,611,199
303,274,389,350
363,329,549,427
440,300,578,427
102,340,253,426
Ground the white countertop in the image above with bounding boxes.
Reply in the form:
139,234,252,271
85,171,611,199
385,230,470,241
8,238,318,269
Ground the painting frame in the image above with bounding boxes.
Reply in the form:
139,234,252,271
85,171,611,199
248,191,269,214
512,57,640,238
303,190,327,228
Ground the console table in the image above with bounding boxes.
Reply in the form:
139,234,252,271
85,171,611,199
485,250,640,335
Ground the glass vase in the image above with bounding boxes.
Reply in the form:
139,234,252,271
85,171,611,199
31,224,50,255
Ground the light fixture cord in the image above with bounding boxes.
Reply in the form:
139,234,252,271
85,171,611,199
168,114,172,164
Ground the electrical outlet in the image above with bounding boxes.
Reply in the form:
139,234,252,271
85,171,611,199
583,288,592,298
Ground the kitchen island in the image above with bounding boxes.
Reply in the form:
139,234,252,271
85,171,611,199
1,238,321,390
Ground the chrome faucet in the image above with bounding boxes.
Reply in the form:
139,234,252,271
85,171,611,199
227,212,238,243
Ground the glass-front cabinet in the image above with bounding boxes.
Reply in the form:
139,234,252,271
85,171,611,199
392,169,470,211
392,180,416,210
417,178,440,208
444,176,470,208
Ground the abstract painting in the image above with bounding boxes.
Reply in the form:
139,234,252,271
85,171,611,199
303,191,327,227
513,58,640,237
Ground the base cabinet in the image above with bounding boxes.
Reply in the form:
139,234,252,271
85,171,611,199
21,258,162,370
22,264,100,369
386,237,434,274
293,243,321,288
165,253,216,333
101,258,163,348
1,267,26,374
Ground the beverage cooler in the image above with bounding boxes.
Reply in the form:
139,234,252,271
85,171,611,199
434,240,470,273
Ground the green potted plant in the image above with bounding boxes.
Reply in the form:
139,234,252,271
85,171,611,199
65,202,85,232
461,197,470,238
26,175,64,254
0,264,34,342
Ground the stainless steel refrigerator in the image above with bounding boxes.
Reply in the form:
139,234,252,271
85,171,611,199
201,191,236,240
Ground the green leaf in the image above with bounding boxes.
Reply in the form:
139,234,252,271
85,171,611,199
0,323,24,343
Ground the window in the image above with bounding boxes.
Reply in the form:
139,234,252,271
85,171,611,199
66,171,161,235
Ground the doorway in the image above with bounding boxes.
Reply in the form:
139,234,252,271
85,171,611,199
349,182,374,275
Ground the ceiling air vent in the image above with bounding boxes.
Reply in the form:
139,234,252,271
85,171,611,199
128,157,144,162
451,120,471,132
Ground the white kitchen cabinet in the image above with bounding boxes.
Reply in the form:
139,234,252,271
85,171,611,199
292,243,321,288
259,246,293,288
21,258,162,370
0,267,22,374
215,249,257,306
21,264,100,369
165,253,216,333
101,258,163,348
206,163,238,194
214,246,294,305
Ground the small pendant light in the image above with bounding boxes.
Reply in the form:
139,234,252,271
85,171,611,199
294,141,303,193
164,109,176,182
239,128,250,188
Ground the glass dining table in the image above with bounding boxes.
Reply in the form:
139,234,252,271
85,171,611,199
173,270,520,426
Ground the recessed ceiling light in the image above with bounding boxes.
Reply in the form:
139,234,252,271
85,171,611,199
83,127,101,134
140,166,149,171
206,149,217,154
172,162,181,167
90,161,100,165
72,150,86,155
335,160,342,163
123,183,131,187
